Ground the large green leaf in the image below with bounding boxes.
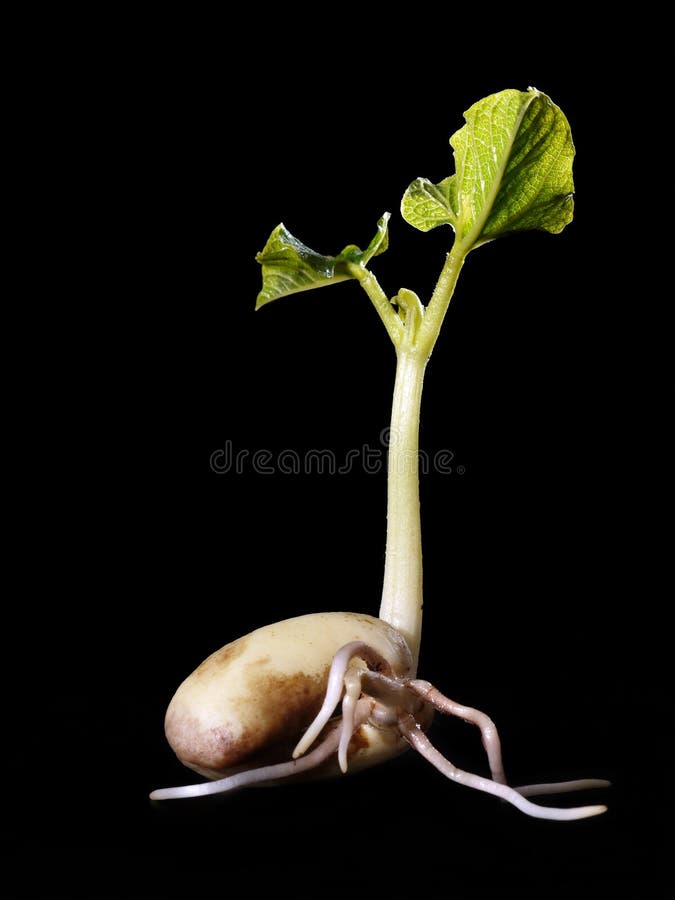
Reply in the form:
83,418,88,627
255,214,389,309
401,88,574,249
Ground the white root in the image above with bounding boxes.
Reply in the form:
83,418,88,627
514,779,611,798
151,698,372,801
290,643,609,821
338,664,365,773
398,714,608,822
408,679,507,785
292,641,391,760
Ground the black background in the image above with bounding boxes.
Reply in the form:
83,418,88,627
13,13,669,898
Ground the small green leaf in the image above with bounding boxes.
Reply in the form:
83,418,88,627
401,176,458,232
358,213,390,264
401,88,574,249
393,287,424,341
393,287,424,316
256,214,390,309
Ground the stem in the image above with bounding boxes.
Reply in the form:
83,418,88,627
347,263,403,346
378,238,468,674
416,243,467,358
378,346,426,674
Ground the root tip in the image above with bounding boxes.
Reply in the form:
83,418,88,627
571,804,608,820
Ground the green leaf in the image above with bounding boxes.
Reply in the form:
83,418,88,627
401,88,574,249
400,176,458,232
255,214,390,309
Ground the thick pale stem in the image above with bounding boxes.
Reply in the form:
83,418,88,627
366,240,467,674
378,347,427,673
